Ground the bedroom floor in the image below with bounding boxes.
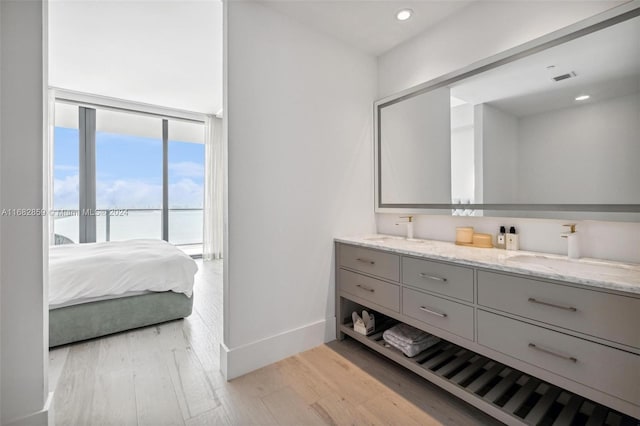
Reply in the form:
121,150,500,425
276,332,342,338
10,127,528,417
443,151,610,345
49,259,496,426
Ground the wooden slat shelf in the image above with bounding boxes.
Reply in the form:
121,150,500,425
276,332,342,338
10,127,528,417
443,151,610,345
340,322,639,426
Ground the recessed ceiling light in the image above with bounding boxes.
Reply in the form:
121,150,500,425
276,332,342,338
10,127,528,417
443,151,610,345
396,9,413,21
575,95,590,101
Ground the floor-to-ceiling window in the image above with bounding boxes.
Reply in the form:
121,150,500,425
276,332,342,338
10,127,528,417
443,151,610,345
52,100,206,255
168,120,205,254
95,109,164,242
52,102,80,244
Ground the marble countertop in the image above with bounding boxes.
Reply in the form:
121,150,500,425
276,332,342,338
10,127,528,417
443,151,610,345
335,235,640,295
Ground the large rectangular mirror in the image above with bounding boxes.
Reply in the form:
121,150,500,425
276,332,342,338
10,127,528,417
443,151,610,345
376,7,640,221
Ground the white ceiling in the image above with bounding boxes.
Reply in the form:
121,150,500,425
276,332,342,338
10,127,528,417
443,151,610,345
48,0,223,115
48,0,471,115
259,0,472,55
451,14,640,116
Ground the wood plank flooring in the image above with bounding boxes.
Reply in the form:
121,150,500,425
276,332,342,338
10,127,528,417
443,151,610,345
50,259,499,426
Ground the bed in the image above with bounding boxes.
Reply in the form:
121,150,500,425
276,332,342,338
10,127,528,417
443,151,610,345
49,239,198,347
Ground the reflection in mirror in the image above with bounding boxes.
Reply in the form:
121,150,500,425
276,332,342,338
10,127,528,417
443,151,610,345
380,87,451,204
378,13,640,221
451,15,640,206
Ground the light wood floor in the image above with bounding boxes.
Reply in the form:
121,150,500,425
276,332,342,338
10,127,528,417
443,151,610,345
50,259,499,426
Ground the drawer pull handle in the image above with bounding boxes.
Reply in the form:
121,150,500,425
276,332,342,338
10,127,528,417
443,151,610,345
356,258,376,265
528,343,577,363
419,306,447,318
528,298,577,312
356,284,375,293
419,273,447,282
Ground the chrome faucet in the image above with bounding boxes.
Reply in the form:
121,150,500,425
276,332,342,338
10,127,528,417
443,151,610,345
396,216,414,239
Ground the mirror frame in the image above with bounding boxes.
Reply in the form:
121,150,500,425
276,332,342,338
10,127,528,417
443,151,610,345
374,3,640,214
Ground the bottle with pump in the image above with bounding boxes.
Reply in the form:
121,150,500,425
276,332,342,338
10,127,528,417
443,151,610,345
506,226,520,250
396,216,414,240
496,226,507,249
562,224,580,259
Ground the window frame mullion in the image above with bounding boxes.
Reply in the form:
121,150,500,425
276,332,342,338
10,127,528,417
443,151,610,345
162,119,169,242
79,106,96,243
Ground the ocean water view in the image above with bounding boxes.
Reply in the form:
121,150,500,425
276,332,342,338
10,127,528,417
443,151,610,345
53,209,203,246
53,115,206,250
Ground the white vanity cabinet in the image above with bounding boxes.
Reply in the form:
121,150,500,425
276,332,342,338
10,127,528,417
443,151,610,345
335,240,640,424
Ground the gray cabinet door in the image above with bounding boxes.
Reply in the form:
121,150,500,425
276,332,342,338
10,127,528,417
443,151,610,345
402,288,474,341
339,269,400,312
339,244,400,282
477,310,640,406
478,271,640,349
403,257,474,302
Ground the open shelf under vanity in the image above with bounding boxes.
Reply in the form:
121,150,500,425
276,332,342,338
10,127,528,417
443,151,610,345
339,317,637,426
335,241,640,426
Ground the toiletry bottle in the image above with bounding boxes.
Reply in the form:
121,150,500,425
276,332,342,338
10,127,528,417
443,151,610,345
562,224,580,259
496,226,507,249
506,226,520,251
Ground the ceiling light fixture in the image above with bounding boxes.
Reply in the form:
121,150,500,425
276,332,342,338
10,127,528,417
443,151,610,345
396,9,413,21
575,95,590,101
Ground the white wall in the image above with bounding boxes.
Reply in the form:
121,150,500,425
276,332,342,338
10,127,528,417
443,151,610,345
0,1,50,425
518,92,640,204
450,103,474,204
377,1,626,98
1,4,3,422
375,1,640,264
377,214,640,264
223,1,376,378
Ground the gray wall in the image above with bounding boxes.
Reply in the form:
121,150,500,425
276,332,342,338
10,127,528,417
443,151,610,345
1,1,48,424
518,92,640,204
380,87,452,204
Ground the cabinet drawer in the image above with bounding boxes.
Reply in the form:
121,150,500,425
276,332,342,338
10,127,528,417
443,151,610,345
402,257,474,302
477,310,640,405
402,288,474,341
339,269,400,312
477,271,640,348
339,244,400,282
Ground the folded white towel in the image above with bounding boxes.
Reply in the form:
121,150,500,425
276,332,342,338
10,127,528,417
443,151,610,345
383,323,433,345
383,324,440,357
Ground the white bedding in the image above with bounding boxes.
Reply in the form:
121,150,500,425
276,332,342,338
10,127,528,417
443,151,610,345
49,239,198,306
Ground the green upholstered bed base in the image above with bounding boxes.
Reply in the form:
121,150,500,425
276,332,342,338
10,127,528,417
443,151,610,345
49,291,193,347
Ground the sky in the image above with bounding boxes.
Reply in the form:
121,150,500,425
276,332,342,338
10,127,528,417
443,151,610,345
53,127,205,210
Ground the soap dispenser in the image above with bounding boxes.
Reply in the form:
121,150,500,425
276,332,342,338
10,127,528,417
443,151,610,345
496,226,507,249
562,223,580,259
396,216,414,240
506,226,519,251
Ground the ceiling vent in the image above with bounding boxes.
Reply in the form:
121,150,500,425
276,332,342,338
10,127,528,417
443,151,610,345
552,71,577,82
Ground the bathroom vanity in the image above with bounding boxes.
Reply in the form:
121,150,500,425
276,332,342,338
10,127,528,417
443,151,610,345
352,5,640,423
335,236,640,424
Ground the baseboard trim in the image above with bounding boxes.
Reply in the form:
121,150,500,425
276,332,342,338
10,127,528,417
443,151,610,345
4,391,53,426
220,316,336,380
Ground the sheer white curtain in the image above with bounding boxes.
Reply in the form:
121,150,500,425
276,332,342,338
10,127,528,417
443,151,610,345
203,116,223,260
47,91,56,245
